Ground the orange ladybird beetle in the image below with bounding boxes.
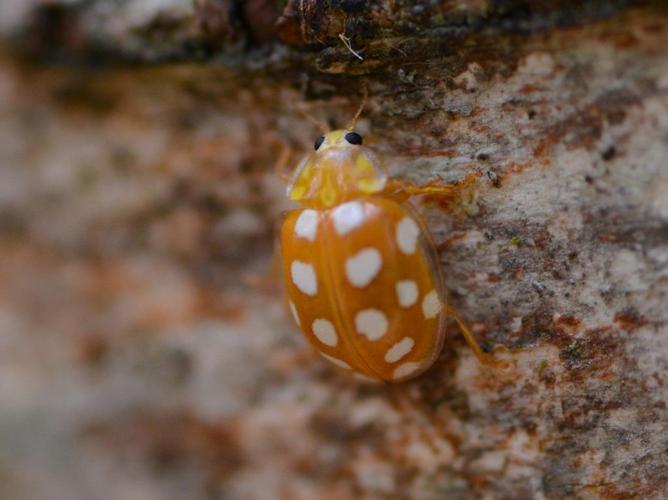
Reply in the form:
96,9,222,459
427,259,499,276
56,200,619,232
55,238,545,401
280,103,494,382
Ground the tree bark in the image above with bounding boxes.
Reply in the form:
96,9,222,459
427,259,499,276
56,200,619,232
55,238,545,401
0,1,667,499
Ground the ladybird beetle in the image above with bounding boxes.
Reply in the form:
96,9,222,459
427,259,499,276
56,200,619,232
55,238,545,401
279,114,494,382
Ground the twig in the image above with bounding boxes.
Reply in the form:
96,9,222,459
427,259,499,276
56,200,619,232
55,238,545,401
338,33,364,61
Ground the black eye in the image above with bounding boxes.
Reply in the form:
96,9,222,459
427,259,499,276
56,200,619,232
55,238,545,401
345,132,363,145
314,135,325,150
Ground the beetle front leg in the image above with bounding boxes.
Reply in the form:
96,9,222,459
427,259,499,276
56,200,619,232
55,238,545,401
274,143,294,182
384,173,478,205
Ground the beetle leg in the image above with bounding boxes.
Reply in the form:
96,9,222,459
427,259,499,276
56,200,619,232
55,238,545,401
435,232,466,252
275,144,294,182
269,345,320,375
446,304,501,368
242,252,282,295
384,173,478,204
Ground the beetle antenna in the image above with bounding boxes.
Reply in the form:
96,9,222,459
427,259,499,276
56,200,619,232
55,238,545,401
346,85,368,131
298,106,330,134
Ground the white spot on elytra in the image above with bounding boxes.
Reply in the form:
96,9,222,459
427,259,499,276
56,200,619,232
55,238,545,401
395,280,418,307
295,209,318,241
291,261,317,296
345,248,382,287
396,217,420,254
320,352,351,369
312,318,338,346
422,290,442,319
289,301,300,326
332,201,365,236
355,309,389,341
385,337,415,363
393,361,422,380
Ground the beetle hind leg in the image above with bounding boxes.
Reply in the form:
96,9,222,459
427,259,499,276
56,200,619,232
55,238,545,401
446,304,505,368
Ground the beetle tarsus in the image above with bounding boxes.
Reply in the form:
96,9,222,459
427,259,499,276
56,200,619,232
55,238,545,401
447,304,503,368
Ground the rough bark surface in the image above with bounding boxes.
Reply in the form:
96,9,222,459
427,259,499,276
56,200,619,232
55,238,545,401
0,1,667,499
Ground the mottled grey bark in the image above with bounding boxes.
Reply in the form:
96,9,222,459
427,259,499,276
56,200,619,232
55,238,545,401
0,1,667,499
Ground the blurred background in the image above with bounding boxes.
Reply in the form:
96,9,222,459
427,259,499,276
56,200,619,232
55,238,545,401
1,1,668,499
